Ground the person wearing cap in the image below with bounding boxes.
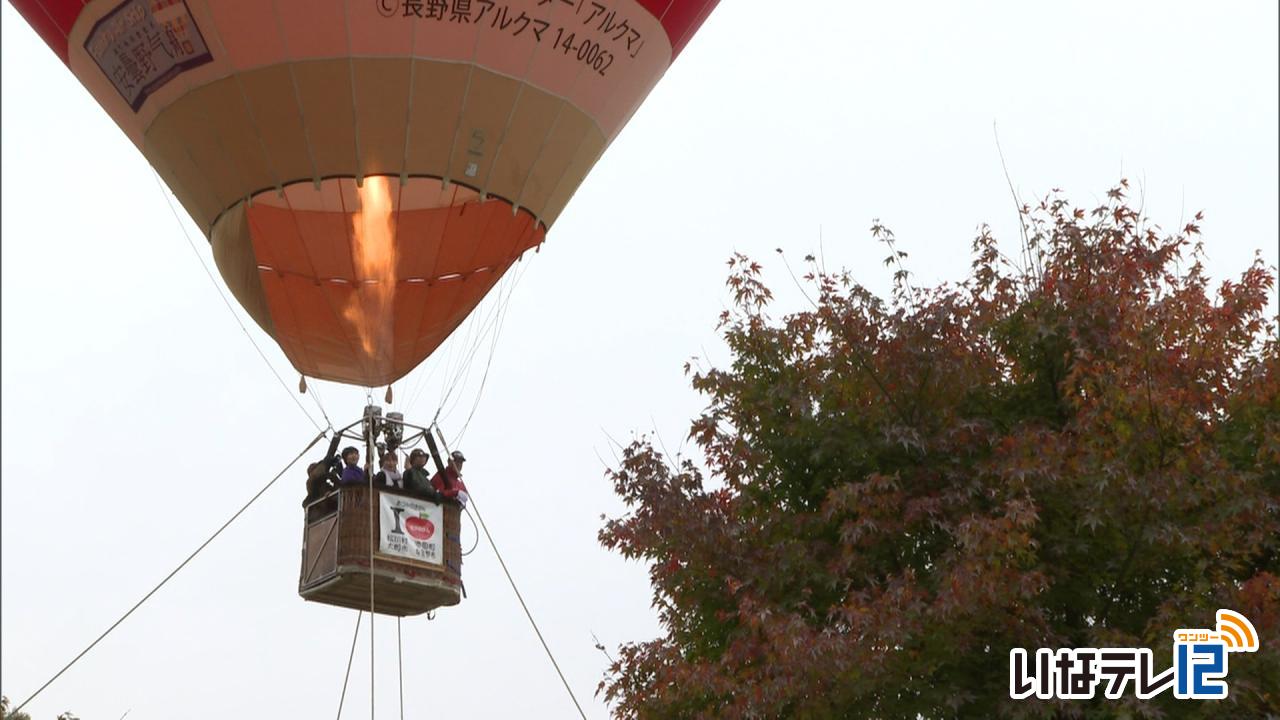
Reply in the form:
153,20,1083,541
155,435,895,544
431,450,469,507
403,449,436,498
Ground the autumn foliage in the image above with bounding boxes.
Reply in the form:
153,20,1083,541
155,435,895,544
599,183,1279,718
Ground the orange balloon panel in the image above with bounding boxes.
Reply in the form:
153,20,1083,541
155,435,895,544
12,0,718,387
232,177,542,386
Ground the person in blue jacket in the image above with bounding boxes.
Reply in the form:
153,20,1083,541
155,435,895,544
338,446,366,485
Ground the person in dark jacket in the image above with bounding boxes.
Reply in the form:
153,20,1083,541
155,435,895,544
302,461,339,505
403,449,435,497
338,446,366,485
304,434,344,505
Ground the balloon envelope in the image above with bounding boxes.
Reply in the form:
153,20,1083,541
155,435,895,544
11,0,718,386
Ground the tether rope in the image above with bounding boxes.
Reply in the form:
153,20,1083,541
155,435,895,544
151,170,325,432
431,426,587,719
467,492,588,720
366,420,378,720
397,618,405,720
14,431,326,714
334,611,363,720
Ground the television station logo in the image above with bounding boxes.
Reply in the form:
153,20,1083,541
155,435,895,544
1010,610,1260,701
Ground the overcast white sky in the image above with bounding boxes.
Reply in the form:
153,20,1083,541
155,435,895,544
3,2,1277,718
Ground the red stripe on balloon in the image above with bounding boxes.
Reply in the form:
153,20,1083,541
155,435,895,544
636,0,719,58
8,0,74,63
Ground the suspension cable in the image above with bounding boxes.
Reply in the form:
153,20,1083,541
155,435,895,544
151,170,322,432
467,493,588,719
14,431,326,714
431,426,587,719
334,611,363,720
305,376,336,431
397,617,405,720
435,265,520,423
415,260,521,422
365,418,377,720
451,259,529,446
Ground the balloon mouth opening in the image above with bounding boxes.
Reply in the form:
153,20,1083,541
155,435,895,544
233,175,545,387
246,174,540,221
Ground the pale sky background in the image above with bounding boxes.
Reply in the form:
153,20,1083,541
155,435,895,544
2,1,1276,718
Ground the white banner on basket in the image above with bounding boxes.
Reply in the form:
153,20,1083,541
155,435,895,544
378,492,444,566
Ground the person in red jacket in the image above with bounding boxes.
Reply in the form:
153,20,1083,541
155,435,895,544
431,450,469,507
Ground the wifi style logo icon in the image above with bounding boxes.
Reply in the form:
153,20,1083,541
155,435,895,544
1172,609,1262,699
1216,610,1259,652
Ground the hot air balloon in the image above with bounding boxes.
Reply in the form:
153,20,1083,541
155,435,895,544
10,0,719,616
11,0,717,386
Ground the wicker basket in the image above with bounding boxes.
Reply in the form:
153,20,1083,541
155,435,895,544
299,485,463,616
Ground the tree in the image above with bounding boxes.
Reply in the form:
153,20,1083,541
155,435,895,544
1,697,31,720
599,182,1279,719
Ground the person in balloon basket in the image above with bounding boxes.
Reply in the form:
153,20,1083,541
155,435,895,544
338,446,366,486
373,452,403,490
431,450,470,507
302,460,341,505
403,449,443,500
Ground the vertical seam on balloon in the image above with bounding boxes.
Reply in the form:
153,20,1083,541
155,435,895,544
604,60,669,145
143,123,225,233
405,13,488,373
32,0,68,40
480,85,525,203
509,94,567,222
532,0,679,229
494,213,540,289
478,0,568,205
240,190,322,371
509,70,590,218
441,14,487,189
405,183,461,370
237,201,320,375
277,180,371,382
228,75,285,197
390,171,407,377
190,109,253,227
670,0,716,55
599,0,684,145
171,0,265,228
422,198,512,376
138,0,230,230
538,0,675,225
267,0,323,188
261,0,355,378
340,0,364,183
184,0,276,198
508,3,603,226
594,8,680,146
242,204,322,370
399,19,422,184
